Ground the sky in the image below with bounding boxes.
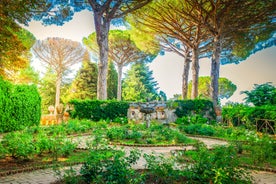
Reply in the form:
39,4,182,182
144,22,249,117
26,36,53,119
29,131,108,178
23,10,276,104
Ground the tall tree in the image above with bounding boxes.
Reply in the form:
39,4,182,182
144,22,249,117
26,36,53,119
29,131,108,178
0,0,45,74
84,30,153,100
0,28,36,79
32,38,85,112
35,0,151,100
122,62,159,101
64,51,98,101
186,0,276,108
187,76,237,101
127,0,209,99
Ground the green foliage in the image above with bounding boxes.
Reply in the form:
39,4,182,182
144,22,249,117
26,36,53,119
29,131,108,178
80,148,143,184
222,103,276,133
10,84,41,128
180,124,215,136
2,132,38,160
174,99,215,119
0,142,7,159
0,77,13,132
144,154,183,184
185,145,252,183
241,82,276,106
38,68,57,113
69,99,129,121
176,114,209,125
113,116,129,125
0,77,41,132
187,76,237,100
107,126,128,141
107,61,118,100
65,55,98,102
243,135,276,164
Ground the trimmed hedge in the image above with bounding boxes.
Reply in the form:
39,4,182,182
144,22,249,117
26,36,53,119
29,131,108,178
174,99,216,119
0,77,41,132
68,99,129,121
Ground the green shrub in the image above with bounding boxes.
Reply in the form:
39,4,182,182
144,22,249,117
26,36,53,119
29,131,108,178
60,140,77,157
144,154,184,183
69,99,129,121
181,124,215,136
0,77,41,132
106,126,128,141
0,77,13,132
2,132,38,160
244,135,276,164
113,116,128,124
185,145,252,183
35,133,52,155
80,148,142,184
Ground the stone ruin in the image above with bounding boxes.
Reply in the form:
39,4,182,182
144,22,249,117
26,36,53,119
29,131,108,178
127,101,177,127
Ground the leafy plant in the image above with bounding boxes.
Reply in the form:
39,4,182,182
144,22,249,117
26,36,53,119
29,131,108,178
184,145,252,183
241,82,276,106
2,132,38,160
80,148,143,184
180,124,215,136
144,153,184,183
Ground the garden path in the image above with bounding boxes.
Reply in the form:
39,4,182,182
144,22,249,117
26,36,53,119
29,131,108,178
0,135,275,184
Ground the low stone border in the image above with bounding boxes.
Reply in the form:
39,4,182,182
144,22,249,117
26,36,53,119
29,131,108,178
0,161,84,177
241,164,276,173
186,134,249,143
110,142,195,147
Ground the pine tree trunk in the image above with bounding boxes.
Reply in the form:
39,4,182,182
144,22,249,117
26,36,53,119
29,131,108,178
182,52,191,99
94,12,110,100
117,65,123,101
210,35,221,108
191,48,199,99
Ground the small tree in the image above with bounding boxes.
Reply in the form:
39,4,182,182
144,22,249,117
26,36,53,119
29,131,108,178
32,38,85,112
107,61,118,100
122,62,159,101
241,82,276,106
65,51,98,101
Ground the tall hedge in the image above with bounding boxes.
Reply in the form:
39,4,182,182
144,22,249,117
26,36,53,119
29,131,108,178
0,78,41,132
69,99,129,121
174,99,216,119
0,78,13,131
